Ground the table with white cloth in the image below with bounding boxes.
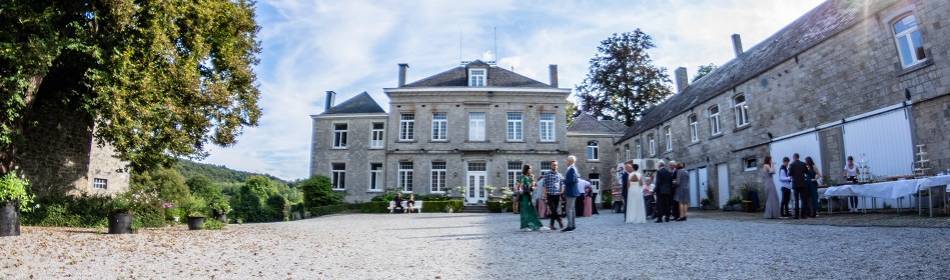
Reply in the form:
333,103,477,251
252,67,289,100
916,175,950,217
822,175,950,216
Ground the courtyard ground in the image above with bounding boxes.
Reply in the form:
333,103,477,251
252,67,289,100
2,211,949,279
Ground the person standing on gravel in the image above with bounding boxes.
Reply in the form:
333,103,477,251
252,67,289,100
541,161,564,230
653,161,674,223
562,156,581,232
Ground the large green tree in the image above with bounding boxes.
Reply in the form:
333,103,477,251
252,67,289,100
575,30,672,127
0,0,262,173
693,63,718,82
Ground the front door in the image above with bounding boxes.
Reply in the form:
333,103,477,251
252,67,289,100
717,164,730,208
698,167,709,205
466,162,487,204
688,169,699,207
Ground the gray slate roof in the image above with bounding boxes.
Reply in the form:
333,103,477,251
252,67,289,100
568,114,627,134
322,92,385,115
402,60,553,88
617,0,891,143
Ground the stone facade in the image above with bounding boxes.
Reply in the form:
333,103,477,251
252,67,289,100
615,0,950,206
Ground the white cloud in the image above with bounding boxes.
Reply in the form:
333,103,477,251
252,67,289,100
202,0,824,180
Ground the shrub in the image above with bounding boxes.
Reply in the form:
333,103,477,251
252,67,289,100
487,201,511,213
22,194,111,227
421,200,463,213
415,194,451,201
309,204,349,217
266,194,288,221
356,201,389,213
181,195,209,218
300,176,343,210
0,171,34,212
203,219,226,230
231,184,269,223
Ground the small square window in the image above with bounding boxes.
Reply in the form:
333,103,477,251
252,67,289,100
92,178,108,190
744,158,758,171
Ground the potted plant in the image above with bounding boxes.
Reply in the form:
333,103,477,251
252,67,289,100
182,195,208,230
484,185,498,201
108,194,134,234
0,171,34,237
700,198,716,210
208,196,231,223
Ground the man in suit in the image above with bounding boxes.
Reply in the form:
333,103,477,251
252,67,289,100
788,153,810,219
620,163,630,215
653,161,675,223
562,155,581,232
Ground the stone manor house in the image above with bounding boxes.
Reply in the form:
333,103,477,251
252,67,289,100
615,0,950,208
311,61,624,203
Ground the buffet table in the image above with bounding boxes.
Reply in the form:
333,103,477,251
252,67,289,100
822,175,950,216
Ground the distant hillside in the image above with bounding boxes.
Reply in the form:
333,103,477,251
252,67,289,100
174,159,289,185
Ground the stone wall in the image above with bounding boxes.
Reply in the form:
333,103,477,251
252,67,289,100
566,133,621,199
310,115,388,203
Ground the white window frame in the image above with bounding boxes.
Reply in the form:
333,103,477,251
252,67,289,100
507,161,522,190
648,134,656,156
892,13,927,68
331,163,346,190
733,94,750,128
332,123,348,149
589,174,600,192
506,112,523,141
399,113,415,141
744,158,758,171
369,163,383,192
586,140,599,161
664,126,672,152
635,140,642,159
398,161,413,192
92,178,108,190
708,105,722,136
688,114,699,143
539,113,556,142
623,144,630,161
431,112,447,141
468,112,486,141
430,161,447,193
468,68,487,87
370,122,385,149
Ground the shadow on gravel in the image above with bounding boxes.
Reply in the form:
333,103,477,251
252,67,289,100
384,225,478,231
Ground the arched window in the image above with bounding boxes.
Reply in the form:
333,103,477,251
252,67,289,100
892,13,927,68
733,94,749,127
708,105,721,135
648,134,656,156
688,114,699,142
586,140,599,161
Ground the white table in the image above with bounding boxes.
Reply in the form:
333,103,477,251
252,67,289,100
823,175,950,216
916,175,950,217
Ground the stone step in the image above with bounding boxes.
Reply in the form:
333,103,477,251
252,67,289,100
463,205,489,213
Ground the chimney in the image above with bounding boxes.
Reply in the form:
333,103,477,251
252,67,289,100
397,63,409,87
549,64,558,87
674,67,688,93
324,91,336,111
731,34,743,57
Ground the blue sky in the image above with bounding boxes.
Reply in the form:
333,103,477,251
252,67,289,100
201,0,825,180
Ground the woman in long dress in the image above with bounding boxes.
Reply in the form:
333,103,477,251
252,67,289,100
762,156,782,219
517,165,544,231
625,163,647,224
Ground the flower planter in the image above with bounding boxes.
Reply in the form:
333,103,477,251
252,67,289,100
108,212,134,234
1,201,20,237
187,217,205,230
742,201,755,213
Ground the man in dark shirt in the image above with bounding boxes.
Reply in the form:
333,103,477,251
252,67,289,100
788,153,809,219
653,161,675,223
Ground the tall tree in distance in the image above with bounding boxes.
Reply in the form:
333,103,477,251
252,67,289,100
575,29,672,127
692,63,718,82
0,1,262,173
565,102,578,126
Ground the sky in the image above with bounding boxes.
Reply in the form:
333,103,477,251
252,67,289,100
201,0,826,180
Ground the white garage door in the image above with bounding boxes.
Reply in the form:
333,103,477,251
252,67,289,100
769,131,823,192
843,109,913,177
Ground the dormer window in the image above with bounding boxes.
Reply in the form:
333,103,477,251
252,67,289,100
468,68,486,87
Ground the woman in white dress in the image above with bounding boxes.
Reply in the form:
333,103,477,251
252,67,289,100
625,163,647,224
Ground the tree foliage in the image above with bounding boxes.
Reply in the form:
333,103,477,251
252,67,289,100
693,63,718,82
575,30,672,127
132,167,190,206
0,0,262,173
300,176,343,210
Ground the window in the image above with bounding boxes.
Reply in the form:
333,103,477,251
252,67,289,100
92,178,108,190
370,122,385,148
430,161,446,193
507,161,523,190
506,112,523,141
468,112,486,141
744,158,758,171
733,94,749,127
369,163,383,191
635,140,642,159
468,68,487,87
893,14,926,68
688,114,699,143
431,112,447,141
708,105,721,135
468,162,487,199
623,144,630,161
586,140,599,161
664,126,672,152
539,113,556,142
331,163,346,190
332,123,348,148
648,134,656,156
398,161,413,192
399,113,415,141
539,161,552,175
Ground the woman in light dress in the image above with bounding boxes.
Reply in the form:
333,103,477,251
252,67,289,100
762,156,782,219
625,163,647,224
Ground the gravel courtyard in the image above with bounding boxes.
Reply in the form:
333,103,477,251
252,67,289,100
2,212,949,279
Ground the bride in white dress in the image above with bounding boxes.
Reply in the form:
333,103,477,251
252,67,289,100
625,164,647,224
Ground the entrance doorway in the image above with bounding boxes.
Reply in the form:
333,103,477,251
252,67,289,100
466,162,487,204
717,164,730,208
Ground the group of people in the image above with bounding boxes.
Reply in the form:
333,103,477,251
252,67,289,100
516,155,600,232
760,153,864,219
620,160,691,224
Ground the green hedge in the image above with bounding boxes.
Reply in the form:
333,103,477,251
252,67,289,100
308,204,350,217
486,201,511,213
355,202,389,213
421,200,464,213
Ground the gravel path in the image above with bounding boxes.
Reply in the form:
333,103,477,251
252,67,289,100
2,212,949,279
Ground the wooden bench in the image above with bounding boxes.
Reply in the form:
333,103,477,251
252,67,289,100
388,201,423,213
